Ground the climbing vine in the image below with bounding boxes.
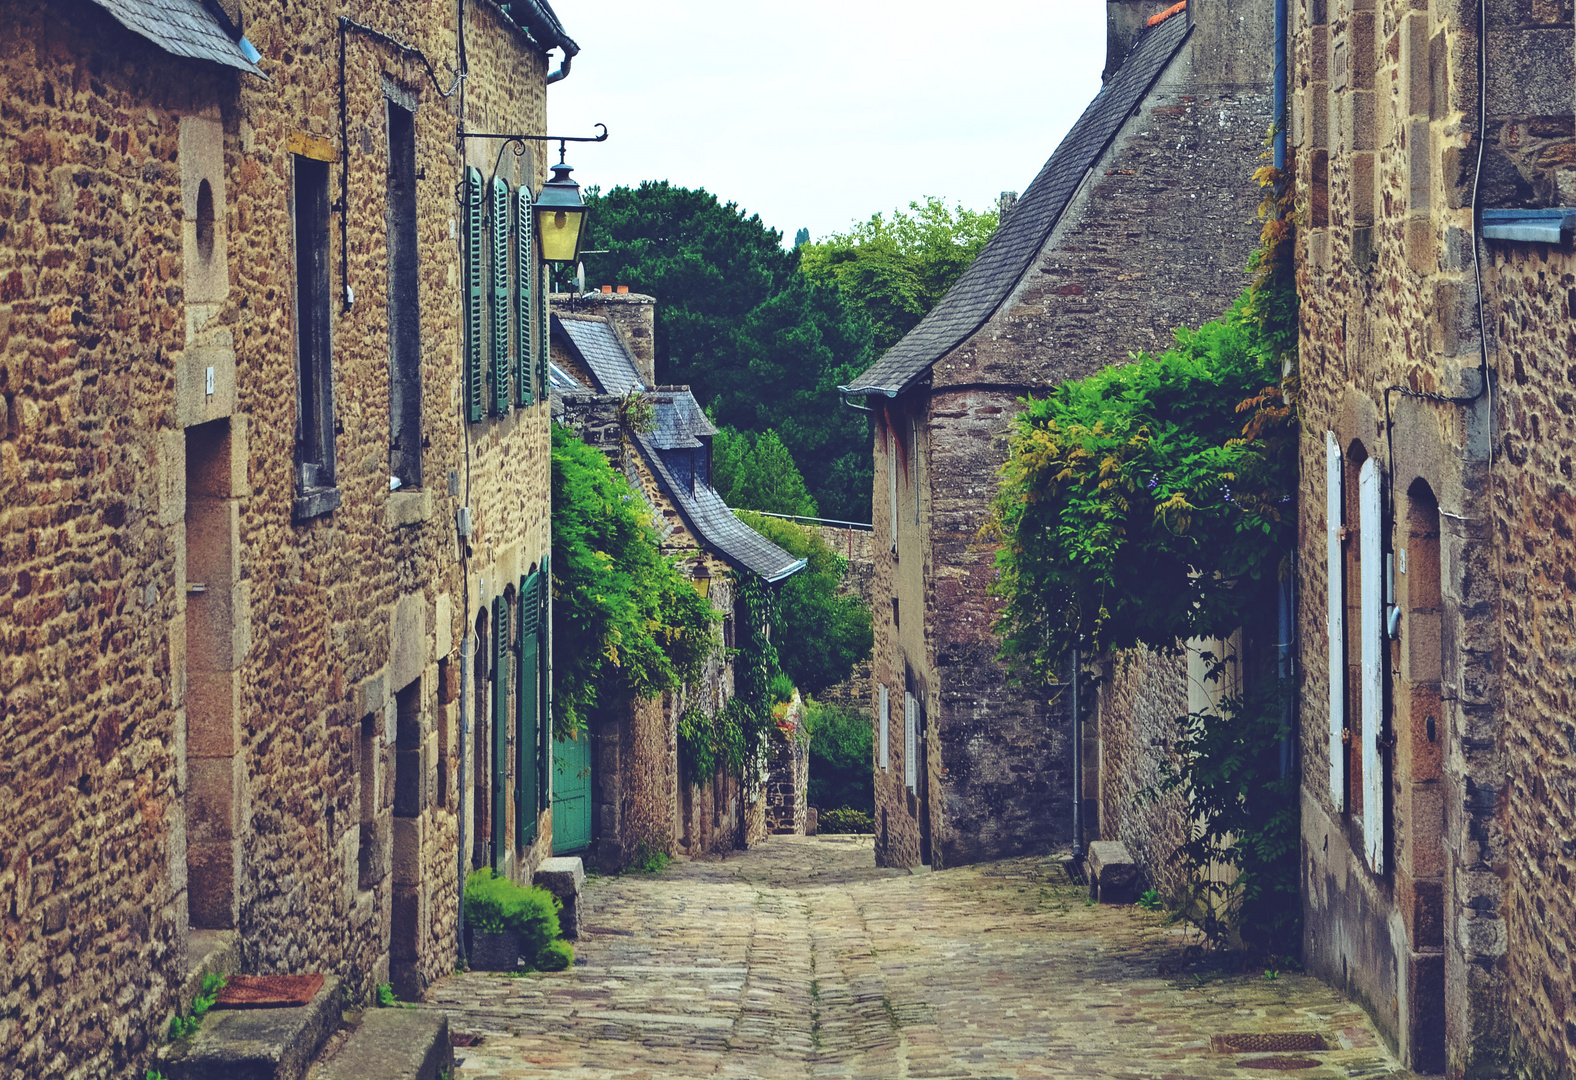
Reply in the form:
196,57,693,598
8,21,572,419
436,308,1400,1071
989,153,1301,950
550,424,718,737
673,572,783,785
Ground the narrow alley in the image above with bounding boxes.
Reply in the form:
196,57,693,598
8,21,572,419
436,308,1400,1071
421,837,1415,1080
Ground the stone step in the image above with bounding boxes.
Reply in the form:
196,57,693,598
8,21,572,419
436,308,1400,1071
156,976,342,1080
315,1009,451,1080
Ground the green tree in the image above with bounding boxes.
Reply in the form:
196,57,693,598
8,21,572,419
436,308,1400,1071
799,196,999,354
712,427,818,518
803,699,874,814
793,227,810,249
581,183,874,522
735,511,872,695
551,424,718,735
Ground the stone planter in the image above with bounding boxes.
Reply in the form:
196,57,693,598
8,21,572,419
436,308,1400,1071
469,930,517,971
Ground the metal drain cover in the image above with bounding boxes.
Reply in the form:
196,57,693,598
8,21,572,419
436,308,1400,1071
1213,1033,1330,1054
1235,1056,1324,1070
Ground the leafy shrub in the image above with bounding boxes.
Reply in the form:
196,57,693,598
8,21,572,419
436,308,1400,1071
804,699,873,814
818,806,874,834
734,513,873,696
535,940,574,971
464,869,562,966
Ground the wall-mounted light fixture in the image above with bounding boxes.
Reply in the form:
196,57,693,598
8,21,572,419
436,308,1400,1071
459,124,606,267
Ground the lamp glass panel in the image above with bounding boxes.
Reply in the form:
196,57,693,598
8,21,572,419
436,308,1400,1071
537,206,585,263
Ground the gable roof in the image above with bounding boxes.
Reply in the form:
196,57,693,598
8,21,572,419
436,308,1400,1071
646,387,717,450
554,315,645,395
633,396,803,584
87,0,264,74
840,10,1191,397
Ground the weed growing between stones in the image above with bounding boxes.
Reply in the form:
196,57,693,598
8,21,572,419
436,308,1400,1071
166,972,226,1042
629,843,671,874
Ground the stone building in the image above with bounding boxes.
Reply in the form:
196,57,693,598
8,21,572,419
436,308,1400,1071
839,0,1274,870
0,0,576,1073
549,295,804,867
1289,0,1576,1073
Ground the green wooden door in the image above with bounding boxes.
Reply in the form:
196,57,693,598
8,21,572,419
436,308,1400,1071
552,732,592,853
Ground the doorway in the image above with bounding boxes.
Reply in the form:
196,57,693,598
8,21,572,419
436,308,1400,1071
184,419,241,931
552,732,592,854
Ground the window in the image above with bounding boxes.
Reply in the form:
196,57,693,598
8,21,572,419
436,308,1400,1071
1324,432,1344,810
878,684,890,772
386,103,422,488
903,691,918,794
292,155,338,518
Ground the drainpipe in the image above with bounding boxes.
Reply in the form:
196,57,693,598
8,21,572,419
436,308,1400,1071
1071,646,1083,859
1273,0,1287,172
546,51,571,84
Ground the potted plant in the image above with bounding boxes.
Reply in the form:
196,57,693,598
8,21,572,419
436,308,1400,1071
464,869,517,971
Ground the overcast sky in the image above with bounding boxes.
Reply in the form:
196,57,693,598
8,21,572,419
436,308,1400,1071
544,1,1108,245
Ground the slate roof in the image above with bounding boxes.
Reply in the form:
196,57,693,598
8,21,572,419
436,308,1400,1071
635,404,804,584
555,316,645,395
647,388,717,451
840,9,1191,396
87,0,264,74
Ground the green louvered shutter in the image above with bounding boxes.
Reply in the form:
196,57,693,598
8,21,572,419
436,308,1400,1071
463,167,485,423
492,593,509,867
538,554,552,811
490,177,511,416
517,572,539,844
515,186,534,407
537,242,550,407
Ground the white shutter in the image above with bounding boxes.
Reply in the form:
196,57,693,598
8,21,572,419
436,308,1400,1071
1326,433,1345,810
888,429,899,556
903,691,917,793
878,684,890,772
1359,456,1384,872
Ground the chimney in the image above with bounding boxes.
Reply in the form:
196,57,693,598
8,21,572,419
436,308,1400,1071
1104,0,1181,81
584,292,657,386
998,191,1018,223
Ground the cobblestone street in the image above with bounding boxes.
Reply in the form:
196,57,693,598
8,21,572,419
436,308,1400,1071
420,837,1415,1080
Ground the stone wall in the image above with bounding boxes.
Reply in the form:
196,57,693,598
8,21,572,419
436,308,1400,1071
1285,0,1576,1072
1093,647,1191,900
765,699,810,835
1486,241,1576,1080
0,0,557,1074
807,523,875,716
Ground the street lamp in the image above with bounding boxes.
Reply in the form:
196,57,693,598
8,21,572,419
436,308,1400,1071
535,158,588,265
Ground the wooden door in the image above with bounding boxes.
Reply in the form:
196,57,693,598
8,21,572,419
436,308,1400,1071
552,732,592,853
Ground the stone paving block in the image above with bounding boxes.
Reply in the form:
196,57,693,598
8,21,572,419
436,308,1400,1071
417,836,1417,1080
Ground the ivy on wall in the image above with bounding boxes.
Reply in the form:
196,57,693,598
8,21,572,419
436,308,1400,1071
550,424,717,738
988,157,1301,950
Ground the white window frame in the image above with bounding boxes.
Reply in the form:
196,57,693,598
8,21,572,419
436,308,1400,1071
903,690,917,794
878,684,890,772
1359,456,1384,872
1325,432,1344,810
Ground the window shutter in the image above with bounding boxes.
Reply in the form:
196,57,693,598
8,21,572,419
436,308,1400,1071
879,684,890,772
537,243,550,405
492,593,510,866
517,573,539,845
490,177,511,416
1326,432,1344,810
463,167,485,424
515,186,534,407
903,691,917,793
538,553,552,811
1358,457,1384,872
